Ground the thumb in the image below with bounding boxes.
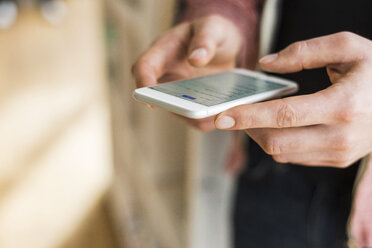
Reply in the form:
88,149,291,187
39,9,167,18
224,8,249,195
187,17,226,67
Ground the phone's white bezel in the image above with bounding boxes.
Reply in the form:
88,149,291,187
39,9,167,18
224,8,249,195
133,69,298,119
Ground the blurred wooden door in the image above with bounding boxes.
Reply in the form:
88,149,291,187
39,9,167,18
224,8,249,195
107,1,235,248
0,0,113,247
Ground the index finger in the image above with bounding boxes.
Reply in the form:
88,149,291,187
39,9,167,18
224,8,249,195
215,90,339,130
131,47,167,88
132,22,192,88
259,32,367,74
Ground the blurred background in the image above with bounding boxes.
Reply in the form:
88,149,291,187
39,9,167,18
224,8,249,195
0,0,277,247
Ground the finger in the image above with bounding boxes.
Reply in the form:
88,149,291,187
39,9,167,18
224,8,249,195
245,125,334,155
272,151,355,168
215,91,339,130
132,52,166,88
259,32,366,74
187,17,227,67
132,23,192,88
174,114,216,132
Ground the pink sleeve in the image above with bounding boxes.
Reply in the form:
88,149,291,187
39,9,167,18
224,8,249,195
182,0,265,68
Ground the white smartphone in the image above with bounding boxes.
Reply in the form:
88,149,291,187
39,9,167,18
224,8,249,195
133,69,298,119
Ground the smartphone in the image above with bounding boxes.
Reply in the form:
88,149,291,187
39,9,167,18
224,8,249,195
133,69,298,119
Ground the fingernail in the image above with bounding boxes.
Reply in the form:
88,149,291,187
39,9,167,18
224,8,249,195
215,116,235,129
147,104,155,109
259,53,278,64
189,48,207,60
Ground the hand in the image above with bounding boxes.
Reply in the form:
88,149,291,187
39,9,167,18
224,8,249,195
215,32,372,168
132,15,242,131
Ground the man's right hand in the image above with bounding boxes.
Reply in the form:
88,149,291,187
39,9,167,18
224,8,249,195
132,15,243,131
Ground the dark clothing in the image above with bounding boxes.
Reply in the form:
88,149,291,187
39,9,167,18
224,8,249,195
235,147,359,248
234,1,372,248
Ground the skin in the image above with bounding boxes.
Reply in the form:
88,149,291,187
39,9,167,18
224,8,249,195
215,32,372,168
132,15,243,131
133,16,372,245
133,15,372,169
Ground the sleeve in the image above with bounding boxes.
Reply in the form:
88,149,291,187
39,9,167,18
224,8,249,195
181,0,265,68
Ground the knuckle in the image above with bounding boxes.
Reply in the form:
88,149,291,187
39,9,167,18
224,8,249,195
286,41,308,68
262,135,283,155
337,97,360,123
333,133,354,151
334,151,353,163
336,32,358,51
192,33,214,50
191,23,220,51
276,100,298,128
334,160,352,168
272,155,288,164
236,107,254,128
194,31,209,41
338,109,354,124
289,41,305,56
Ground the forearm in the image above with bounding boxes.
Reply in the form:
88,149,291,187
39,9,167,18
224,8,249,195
182,0,265,68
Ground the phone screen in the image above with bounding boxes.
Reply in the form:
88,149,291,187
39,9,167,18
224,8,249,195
149,72,286,107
